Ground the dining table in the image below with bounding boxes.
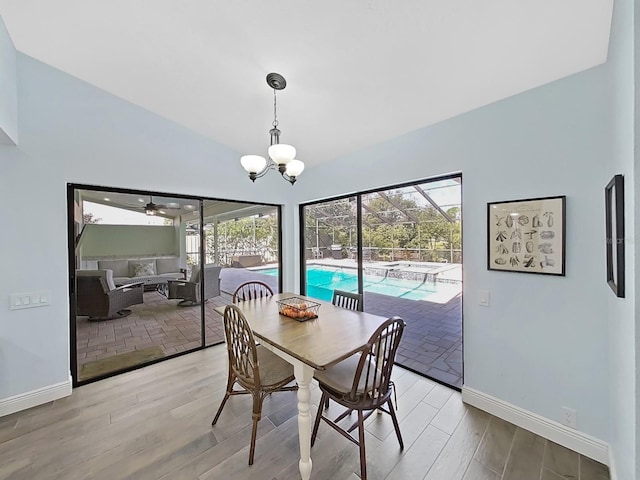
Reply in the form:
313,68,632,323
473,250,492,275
214,292,389,480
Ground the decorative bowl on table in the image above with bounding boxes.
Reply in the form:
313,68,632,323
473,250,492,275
276,297,320,321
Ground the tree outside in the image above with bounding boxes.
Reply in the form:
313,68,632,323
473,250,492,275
304,181,461,263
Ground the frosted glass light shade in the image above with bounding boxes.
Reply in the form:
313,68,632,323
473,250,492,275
240,155,267,173
268,144,296,165
286,159,305,177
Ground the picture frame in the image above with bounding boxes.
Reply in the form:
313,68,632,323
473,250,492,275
487,195,566,275
605,175,625,298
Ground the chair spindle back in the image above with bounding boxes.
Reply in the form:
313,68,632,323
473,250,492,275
233,281,274,303
348,316,404,409
332,289,363,312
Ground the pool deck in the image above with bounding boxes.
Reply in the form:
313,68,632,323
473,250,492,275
240,260,463,389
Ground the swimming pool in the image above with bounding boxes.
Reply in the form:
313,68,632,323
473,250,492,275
257,265,455,302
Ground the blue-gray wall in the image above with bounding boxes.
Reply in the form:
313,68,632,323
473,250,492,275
290,1,636,477
295,62,610,436
605,0,636,478
634,2,640,479
0,52,293,403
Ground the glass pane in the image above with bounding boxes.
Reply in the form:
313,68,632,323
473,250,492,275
204,202,280,347
73,190,284,383
300,178,463,389
361,178,463,388
303,197,358,302
74,189,202,383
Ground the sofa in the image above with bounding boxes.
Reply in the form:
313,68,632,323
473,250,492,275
96,257,185,288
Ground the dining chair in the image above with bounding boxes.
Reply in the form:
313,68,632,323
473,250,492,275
232,281,274,303
332,289,363,312
311,316,406,480
322,288,365,408
212,304,298,465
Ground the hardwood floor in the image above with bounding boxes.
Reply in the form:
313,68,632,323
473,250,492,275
0,346,609,479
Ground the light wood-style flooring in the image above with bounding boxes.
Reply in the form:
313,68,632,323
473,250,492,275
0,346,609,479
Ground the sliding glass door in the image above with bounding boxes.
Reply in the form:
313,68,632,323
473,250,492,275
69,185,282,386
71,188,204,384
202,201,281,347
300,176,463,389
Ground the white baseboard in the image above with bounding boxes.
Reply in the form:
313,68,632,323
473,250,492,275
0,377,72,417
462,386,609,465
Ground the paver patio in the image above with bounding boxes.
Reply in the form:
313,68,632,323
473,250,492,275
76,265,462,388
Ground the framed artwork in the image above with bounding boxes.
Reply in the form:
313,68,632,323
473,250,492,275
605,175,625,298
487,195,566,275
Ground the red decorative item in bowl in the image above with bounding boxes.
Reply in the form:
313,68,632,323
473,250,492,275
276,297,321,321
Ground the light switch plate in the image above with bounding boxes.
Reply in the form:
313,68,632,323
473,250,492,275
10,290,51,310
479,290,490,307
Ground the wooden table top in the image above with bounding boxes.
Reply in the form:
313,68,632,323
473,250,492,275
215,293,388,370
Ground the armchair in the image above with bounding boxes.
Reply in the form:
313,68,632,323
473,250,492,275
167,264,222,306
76,269,143,321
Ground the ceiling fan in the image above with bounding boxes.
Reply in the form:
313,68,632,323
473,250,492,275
142,196,180,216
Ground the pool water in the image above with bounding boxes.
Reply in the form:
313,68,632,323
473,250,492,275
258,265,452,302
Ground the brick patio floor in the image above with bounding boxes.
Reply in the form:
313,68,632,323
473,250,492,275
75,293,227,374
76,267,462,388
363,291,462,388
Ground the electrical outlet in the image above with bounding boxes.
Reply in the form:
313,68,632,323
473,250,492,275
561,407,577,429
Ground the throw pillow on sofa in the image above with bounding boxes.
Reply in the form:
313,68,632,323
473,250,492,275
132,262,156,277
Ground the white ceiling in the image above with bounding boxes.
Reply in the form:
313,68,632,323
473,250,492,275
0,1,613,167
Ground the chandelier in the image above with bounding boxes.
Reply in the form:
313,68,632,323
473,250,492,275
240,73,304,185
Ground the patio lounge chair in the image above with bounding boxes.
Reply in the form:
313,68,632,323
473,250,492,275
167,264,222,306
76,269,144,321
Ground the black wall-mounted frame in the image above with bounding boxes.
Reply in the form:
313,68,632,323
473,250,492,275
487,195,566,276
605,174,625,298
